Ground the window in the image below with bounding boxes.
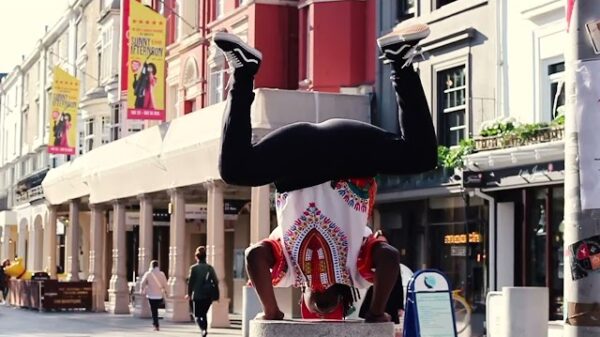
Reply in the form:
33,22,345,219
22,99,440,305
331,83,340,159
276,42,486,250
437,0,457,9
548,62,565,119
97,50,102,86
209,68,226,105
84,118,95,152
216,0,225,18
101,116,110,144
22,108,29,144
397,0,416,20
110,104,121,141
100,27,113,82
438,66,467,147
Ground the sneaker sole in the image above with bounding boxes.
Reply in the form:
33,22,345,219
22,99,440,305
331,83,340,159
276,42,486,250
377,24,430,48
213,32,263,60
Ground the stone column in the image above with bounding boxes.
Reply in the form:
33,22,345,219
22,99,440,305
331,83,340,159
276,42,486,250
243,185,271,337
66,199,80,281
166,188,189,322
134,194,153,318
88,204,106,312
207,181,230,328
27,224,36,270
35,223,44,271
250,185,271,244
108,200,130,314
44,207,57,278
2,224,17,262
17,222,27,263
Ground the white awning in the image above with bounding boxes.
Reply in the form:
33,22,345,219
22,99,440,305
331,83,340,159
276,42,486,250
464,141,565,172
43,89,370,205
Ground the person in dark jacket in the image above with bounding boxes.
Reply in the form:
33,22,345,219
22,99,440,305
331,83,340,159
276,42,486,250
186,247,219,337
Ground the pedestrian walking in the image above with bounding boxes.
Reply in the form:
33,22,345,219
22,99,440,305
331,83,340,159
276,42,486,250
186,247,219,337
140,260,169,331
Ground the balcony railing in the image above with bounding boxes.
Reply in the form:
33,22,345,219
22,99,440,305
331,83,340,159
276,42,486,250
474,125,564,152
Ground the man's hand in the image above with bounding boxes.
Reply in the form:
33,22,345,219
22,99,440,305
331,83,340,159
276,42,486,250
184,294,189,300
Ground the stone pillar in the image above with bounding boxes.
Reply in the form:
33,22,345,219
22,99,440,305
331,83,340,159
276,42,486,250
88,204,106,312
2,224,17,262
17,222,27,262
32,221,44,271
207,181,230,328
66,199,80,281
134,194,153,318
166,188,189,322
27,224,36,270
250,185,271,244
243,185,271,337
44,207,57,278
108,200,130,314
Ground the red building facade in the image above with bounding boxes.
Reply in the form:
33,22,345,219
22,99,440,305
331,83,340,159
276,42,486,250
165,0,377,120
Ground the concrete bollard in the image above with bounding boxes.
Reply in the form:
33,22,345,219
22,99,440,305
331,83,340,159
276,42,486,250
502,287,548,337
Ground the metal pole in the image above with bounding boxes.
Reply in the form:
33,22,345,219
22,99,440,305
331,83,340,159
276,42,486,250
564,1,600,336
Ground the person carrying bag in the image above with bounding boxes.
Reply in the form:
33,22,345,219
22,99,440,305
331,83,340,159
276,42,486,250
186,246,220,337
140,260,169,331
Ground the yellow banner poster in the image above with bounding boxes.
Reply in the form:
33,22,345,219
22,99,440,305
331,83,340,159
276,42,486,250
48,67,79,155
126,0,166,120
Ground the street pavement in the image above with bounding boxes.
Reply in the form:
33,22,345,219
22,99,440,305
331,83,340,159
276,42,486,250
0,305,243,337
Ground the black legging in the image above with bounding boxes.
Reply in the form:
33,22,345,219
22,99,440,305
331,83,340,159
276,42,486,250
219,64,437,192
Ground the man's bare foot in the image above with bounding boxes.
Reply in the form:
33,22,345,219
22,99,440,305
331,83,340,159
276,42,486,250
364,312,391,323
255,310,285,320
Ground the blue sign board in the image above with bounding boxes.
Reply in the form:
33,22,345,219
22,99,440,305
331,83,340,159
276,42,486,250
403,269,457,337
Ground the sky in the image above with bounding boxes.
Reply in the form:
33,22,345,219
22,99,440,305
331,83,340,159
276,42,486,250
0,0,71,73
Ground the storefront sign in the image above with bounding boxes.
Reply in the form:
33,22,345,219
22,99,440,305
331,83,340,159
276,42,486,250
48,67,79,155
444,232,481,244
125,0,166,120
450,246,467,257
568,235,600,280
403,270,457,337
462,161,564,189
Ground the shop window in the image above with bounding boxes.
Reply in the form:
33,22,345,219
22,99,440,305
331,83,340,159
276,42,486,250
184,100,196,114
209,67,226,105
548,62,565,120
437,0,457,9
398,0,416,20
438,65,467,147
517,187,565,320
215,0,225,18
426,199,488,310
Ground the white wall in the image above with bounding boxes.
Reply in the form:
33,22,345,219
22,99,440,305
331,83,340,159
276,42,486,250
505,0,566,124
496,202,515,289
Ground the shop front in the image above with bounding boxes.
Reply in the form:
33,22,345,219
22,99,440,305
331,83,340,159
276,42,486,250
377,191,489,336
463,159,565,320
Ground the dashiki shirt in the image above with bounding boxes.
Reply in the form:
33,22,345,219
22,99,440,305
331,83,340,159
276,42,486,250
269,179,375,291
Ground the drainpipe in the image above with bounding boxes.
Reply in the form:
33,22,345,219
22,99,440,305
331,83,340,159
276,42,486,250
472,188,497,291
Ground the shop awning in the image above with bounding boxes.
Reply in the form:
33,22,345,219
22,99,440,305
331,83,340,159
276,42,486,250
462,141,565,191
43,89,370,205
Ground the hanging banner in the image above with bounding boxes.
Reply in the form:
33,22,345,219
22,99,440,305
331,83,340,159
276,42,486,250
48,67,79,155
125,0,166,120
575,60,600,210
